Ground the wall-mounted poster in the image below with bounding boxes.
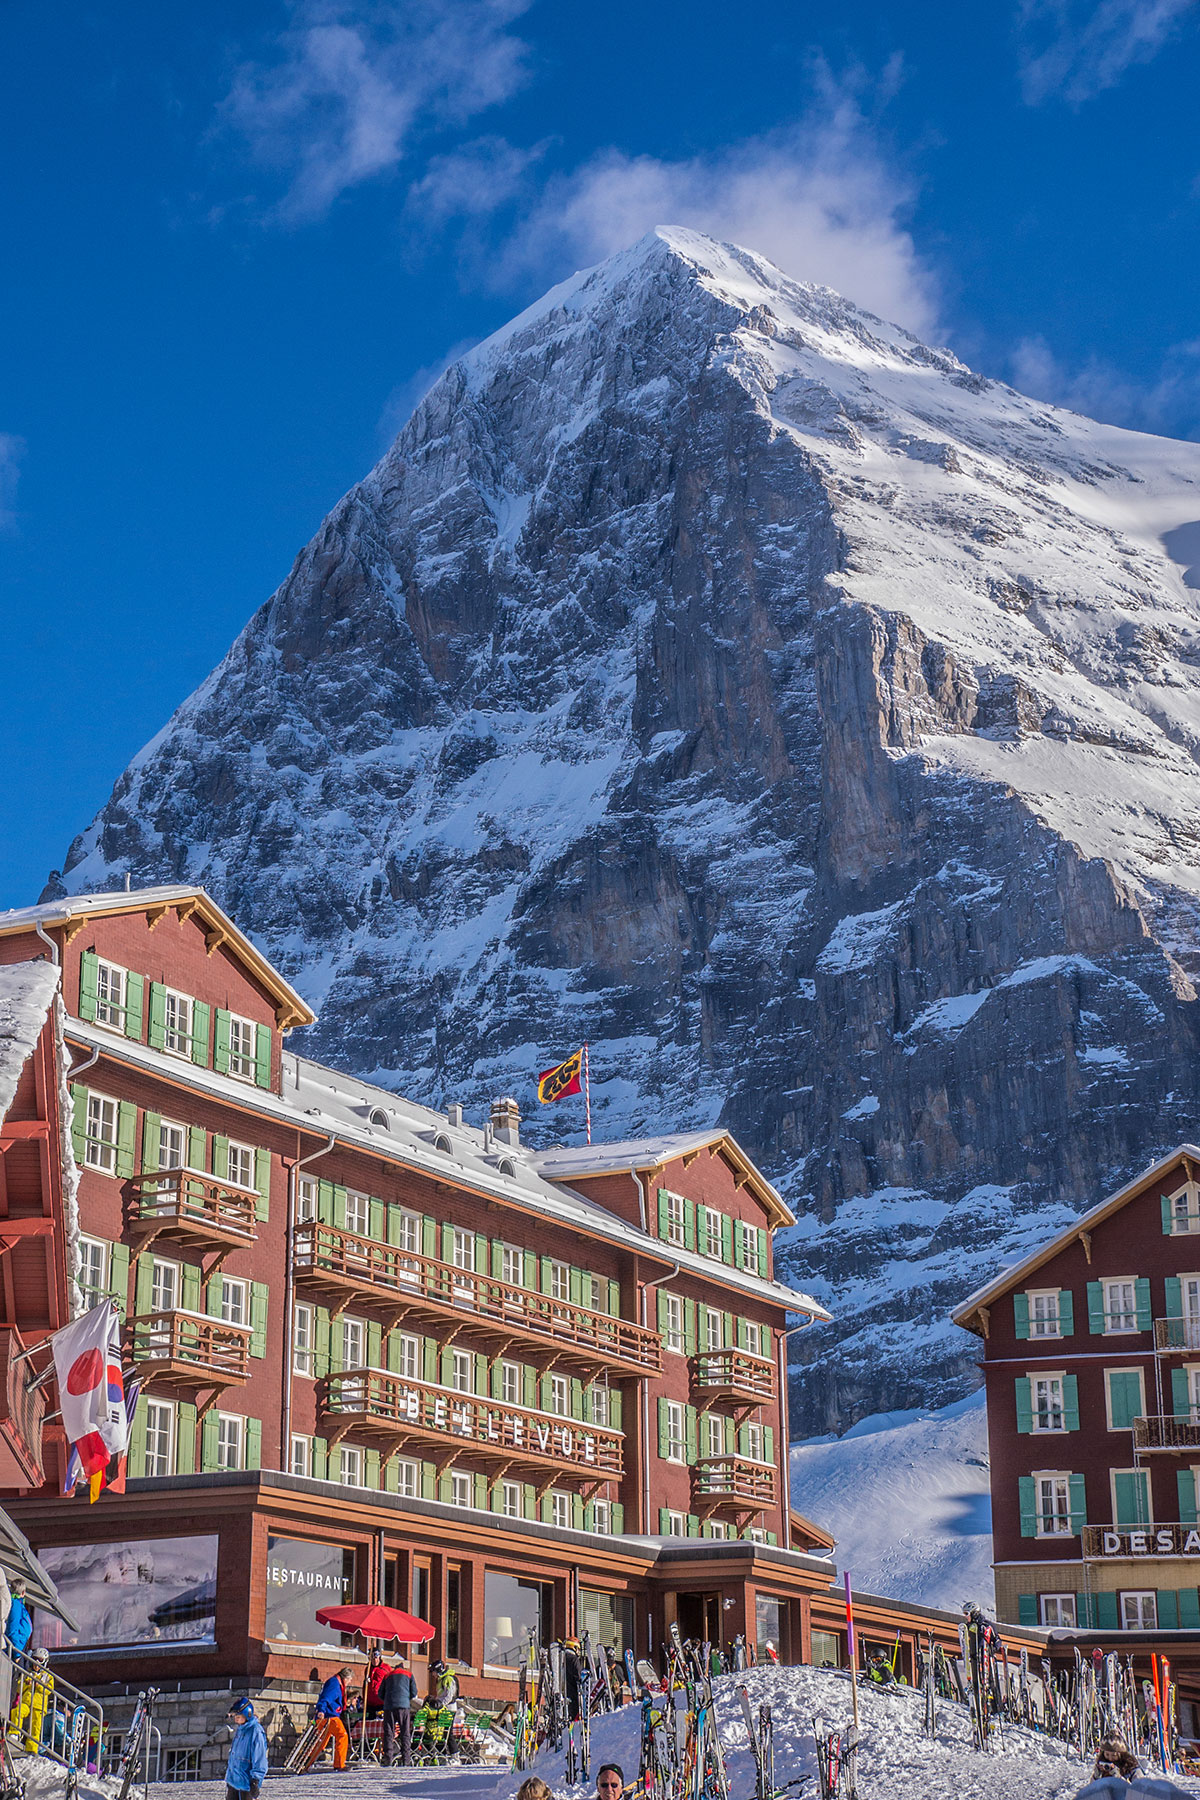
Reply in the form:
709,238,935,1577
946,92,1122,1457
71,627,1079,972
33,1537,219,1650
265,1537,354,1645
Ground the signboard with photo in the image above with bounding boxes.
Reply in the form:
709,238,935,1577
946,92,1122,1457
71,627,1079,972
33,1536,219,1649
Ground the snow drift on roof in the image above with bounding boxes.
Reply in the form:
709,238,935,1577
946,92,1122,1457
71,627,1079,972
0,961,59,1122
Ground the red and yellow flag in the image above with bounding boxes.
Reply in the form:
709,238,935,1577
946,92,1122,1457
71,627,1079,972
537,1049,583,1104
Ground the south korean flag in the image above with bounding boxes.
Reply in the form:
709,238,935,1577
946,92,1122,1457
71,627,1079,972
51,1300,128,1479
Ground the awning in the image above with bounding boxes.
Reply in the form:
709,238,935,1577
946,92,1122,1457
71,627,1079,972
0,1504,76,1630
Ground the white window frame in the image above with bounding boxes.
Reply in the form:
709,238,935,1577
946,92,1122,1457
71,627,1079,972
344,1189,370,1236
450,1470,472,1508
394,1458,419,1498
591,1384,611,1427
225,1139,255,1191
220,1276,247,1327
664,1191,686,1248
744,1320,762,1358
1169,1181,1200,1236
550,1490,571,1529
1039,1593,1076,1627
1120,1590,1157,1631
707,1519,729,1540
592,1499,612,1534
342,1315,365,1369
547,1260,569,1303
1103,1277,1139,1335
703,1207,723,1261
746,1526,768,1544
1035,1471,1072,1537
144,1398,176,1477
84,1093,119,1173
664,1400,686,1464
738,1221,757,1269
216,1413,244,1471
94,958,128,1031
663,1294,685,1355
226,1012,258,1082
162,987,194,1059
500,1360,521,1405
549,1374,569,1417
297,1176,318,1223
339,1445,363,1487
1028,1289,1062,1338
1031,1372,1066,1433
290,1435,310,1478
293,1303,314,1377
393,1208,421,1255
501,1479,522,1518
744,1421,765,1463
78,1234,109,1301
705,1414,725,1459
452,1228,475,1273
1104,1366,1146,1432
498,1243,523,1287
1179,1275,1200,1350
452,1350,473,1394
157,1117,187,1171
587,1274,604,1313
151,1257,180,1314
392,1332,419,1381
665,1509,687,1535
703,1307,723,1353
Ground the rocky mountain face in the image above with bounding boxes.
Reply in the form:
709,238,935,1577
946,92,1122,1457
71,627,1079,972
54,229,1200,1434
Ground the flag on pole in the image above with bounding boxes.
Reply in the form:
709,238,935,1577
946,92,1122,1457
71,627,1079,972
62,1375,140,1502
51,1301,129,1485
537,1049,583,1104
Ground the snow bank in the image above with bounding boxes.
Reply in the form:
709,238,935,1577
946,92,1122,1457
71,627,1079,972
0,960,58,1121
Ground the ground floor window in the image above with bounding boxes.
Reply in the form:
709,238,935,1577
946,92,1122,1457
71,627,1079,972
161,1749,201,1782
580,1588,633,1659
446,1565,464,1660
1040,1593,1077,1627
265,1537,354,1645
290,1436,310,1478
484,1571,551,1668
755,1593,783,1661
811,1628,840,1668
32,1536,219,1650
1120,1590,1157,1631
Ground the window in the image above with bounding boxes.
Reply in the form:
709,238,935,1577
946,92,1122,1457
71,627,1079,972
297,1177,318,1223
550,1491,571,1529
663,1294,685,1354
744,1321,762,1358
549,1374,569,1417
162,989,194,1057
158,1119,186,1170
1039,1593,1076,1627
79,1235,109,1302
1105,1368,1145,1431
450,1471,472,1508
339,1446,362,1486
226,1140,255,1190
547,1261,569,1302
220,1277,247,1326
393,1208,420,1254
1032,1374,1065,1432
665,1509,687,1535
162,1749,201,1783
1121,1591,1157,1631
664,1192,686,1247
738,1222,757,1269
1112,1468,1152,1527
394,1459,419,1498
1170,1182,1200,1235
744,1422,765,1463
587,1274,604,1313
746,1526,769,1544
94,959,127,1030
1104,1279,1138,1334
344,1189,370,1236
592,1499,612,1534
227,1014,258,1082
703,1208,723,1260
708,1520,728,1540
392,1333,419,1381
452,1228,475,1273
501,1480,522,1518
84,1093,119,1172
144,1399,175,1477
703,1307,723,1353
705,1414,725,1459
591,1385,611,1427
452,1350,473,1394
498,1243,523,1286
293,1304,314,1376
342,1316,364,1368
664,1400,686,1463
1181,1276,1200,1350
151,1258,180,1314
1029,1290,1061,1338
216,1414,244,1470
290,1435,310,1478
500,1360,521,1405
1037,1473,1072,1536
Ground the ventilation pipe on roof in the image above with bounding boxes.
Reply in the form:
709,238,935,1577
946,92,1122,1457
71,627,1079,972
490,1096,520,1146
281,1133,336,1472
446,1104,464,1128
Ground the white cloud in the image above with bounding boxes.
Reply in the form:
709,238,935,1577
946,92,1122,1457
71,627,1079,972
221,0,531,222
408,135,544,224
0,435,23,529
1010,333,1200,439
1017,0,1197,104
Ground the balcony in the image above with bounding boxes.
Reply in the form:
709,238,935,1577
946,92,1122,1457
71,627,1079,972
127,1310,252,1388
294,1221,661,1378
0,1327,46,1488
127,1169,259,1256
691,1349,774,1406
1154,1316,1200,1353
692,1456,776,1510
318,1368,624,1486
1132,1414,1200,1453
1082,1522,1200,1560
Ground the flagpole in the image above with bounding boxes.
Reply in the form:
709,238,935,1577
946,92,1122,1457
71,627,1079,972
583,1042,591,1146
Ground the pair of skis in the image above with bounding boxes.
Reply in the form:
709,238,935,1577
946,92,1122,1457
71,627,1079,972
736,1686,772,1800
116,1687,158,1800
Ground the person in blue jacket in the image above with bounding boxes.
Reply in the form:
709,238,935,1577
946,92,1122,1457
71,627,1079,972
312,1668,352,1770
5,1582,32,1657
224,1698,268,1800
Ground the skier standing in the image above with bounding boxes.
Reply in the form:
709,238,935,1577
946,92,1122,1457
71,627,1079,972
224,1698,268,1800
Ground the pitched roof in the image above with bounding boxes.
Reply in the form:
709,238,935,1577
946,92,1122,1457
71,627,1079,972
530,1131,795,1228
0,888,315,1029
951,1143,1200,1333
0,961,59,1122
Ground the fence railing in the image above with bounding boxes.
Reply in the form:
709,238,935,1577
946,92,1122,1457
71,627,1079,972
691,1349,775,1400
692,1456,776,1505
131,1169,259,1242
1133,1414,1200,1452
1154,1315,1200,1353
127,1310,252,1381
2,1642,105,1773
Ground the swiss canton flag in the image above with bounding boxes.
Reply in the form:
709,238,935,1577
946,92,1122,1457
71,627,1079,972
51,1300,128,1479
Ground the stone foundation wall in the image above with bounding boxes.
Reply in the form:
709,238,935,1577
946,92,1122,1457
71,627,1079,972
98,1679,318,1783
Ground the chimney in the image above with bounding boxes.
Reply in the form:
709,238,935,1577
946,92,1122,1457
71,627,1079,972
446,1103,464,1129
490,1096,521,1147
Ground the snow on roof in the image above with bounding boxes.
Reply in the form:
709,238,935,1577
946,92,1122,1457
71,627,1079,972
0,961,59,1122
531,1130,795,1228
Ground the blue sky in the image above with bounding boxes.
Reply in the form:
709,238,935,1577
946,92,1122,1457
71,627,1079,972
2,0,1199,906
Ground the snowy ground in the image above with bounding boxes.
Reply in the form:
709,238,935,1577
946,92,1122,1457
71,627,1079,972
789,1392,995,1610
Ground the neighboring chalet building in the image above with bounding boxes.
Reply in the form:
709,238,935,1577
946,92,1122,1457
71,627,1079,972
955,1146,1200,1647
0,886,846,1742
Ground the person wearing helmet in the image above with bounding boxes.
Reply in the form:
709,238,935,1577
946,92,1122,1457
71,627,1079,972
224,1699,268,1800
15,1647,53,1752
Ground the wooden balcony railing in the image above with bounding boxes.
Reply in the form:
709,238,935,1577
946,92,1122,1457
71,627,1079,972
129,1169,259,1252
1082,1522,1200,1559
692,1456,776,1506
691,1349,775,1403
1133,1414,1200,1453
295,1221,661,1377
1155,1316,1200,1353
0,1327,46,1488
319,1369,624,1481
127,1310,252,1386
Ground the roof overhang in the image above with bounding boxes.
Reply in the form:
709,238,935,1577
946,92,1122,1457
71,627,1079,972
558,1131,795,1229
0,1504,76,1629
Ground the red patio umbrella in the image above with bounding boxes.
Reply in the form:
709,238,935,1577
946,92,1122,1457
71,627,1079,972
313,1602,434,1763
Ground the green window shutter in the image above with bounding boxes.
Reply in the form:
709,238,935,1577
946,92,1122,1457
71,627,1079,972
538,1371,551,1411
474,1353,488,1395
334,1187,349,1231
522,1482,535,1519
246,1419,262,1471
735,1316,748,1350
657,1397,669,1458
490,1241,505,1278
1179,1470,1198,1525
417,1338,434,1384
1163,1194,1175,1235
1014,1294,1030,1339
764,1425,775,1465
757,1228,768,1276
1059,1290,1074,1336
176,1402,197,1475
1015,1377,1033,1434
570,1377,584,1420
191,1001,210,1066
684,1201,696,1252
1068,1471,1088,1535
115,1101,137,1178
657,1290,668,1333
181,1264,201,1313
683,1301,697,1357
70,1084,88,1164
386,1207,403,1248
1173,1367,1191,1417
213,1135,229,1181
610,1388,623,1430
569,1268,583,1306
384,1457,399,1494
255,1148,271,1221
188,1126,206,1171
1062,1374,1080,1431
369,1198,385,1242
108,1241,130,1309
723,1311,734,1350
1087,1281,1105,1333
540,1254,553,1294
78,950,98,1021
684,1406,698,1464
608,1279,620,1317
134,1255,154,1315
1094,1591,1117,1628
1179,1589,1200,1628
1136,1278,1152,1332
572,1493,585,1530
761,1325,771,1362
142,1110,162,1174
214,1010,231,1074
1166,1277,1183,1321
312,1438,328,1482
657,1189,669,1239
724,1416,735,1454
128,1397,148,1476
1159,1589,1180,1629
1018,1475,1037,1538
734,1223,745,1269
201,1412,220,1470
611,1502,624,1533
522,1249,536,1287
659,1508,670,1534
206,1272,222,1316
1017,1594,1038,1627
148,982,167,1050
687,1513,699,1536
445,1347,458,1388
475,1233,487,1276
318,1179,335,1224
737,1423,749,1458
250,1282,269,1358
255,1023,272,1088
1075,1593,1093,1629
1107,1371,1141,1431
367,1321,382,1369
720,1215,733,1264
365,1448,381,1489
123,971,144,1039
314,1308,331,1376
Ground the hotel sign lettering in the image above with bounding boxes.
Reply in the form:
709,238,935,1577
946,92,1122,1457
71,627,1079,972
1097,1525,1200,1557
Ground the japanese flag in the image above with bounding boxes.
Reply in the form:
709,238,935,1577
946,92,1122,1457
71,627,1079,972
51,1301,128,1478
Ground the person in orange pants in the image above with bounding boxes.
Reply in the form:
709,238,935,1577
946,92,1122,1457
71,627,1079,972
309,1667,353,1770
